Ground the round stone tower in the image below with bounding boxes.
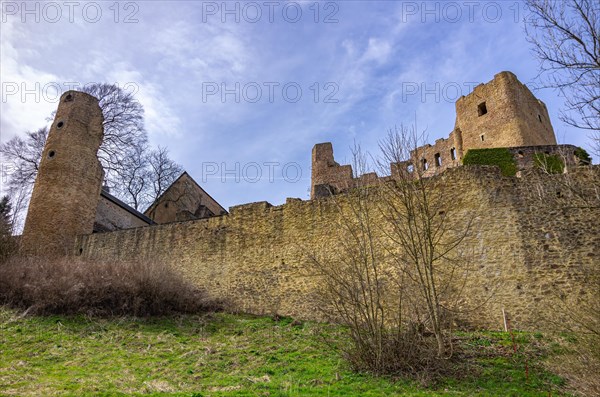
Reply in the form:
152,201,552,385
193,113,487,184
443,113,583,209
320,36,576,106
20,91,104,256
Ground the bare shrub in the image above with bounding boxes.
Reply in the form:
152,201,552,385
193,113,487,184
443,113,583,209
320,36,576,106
377,126,476,359
0,256,220,316
307,135,473,379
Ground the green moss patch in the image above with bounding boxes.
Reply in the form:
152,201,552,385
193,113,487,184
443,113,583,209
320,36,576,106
534,153,565,174
462,148,518,176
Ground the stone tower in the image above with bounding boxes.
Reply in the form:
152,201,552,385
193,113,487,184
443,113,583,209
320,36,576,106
20,91,104,256
405,71,559,177
454,71,557,152
311,143,353,199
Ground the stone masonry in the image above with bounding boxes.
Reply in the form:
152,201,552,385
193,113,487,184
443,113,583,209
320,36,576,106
20,91,104,256
76,166,600,330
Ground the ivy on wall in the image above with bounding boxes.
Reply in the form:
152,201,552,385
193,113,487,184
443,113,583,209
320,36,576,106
574,147,592,165
462,148,517,176
534,153,564,174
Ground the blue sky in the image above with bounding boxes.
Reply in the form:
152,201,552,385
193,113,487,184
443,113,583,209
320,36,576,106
1,0,594,209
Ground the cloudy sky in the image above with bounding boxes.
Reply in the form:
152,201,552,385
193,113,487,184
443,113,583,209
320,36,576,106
1,0,594,209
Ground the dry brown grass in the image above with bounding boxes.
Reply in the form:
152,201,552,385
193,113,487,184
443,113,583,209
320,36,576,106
546,333,600,397
553,347,600,396
0,256,220,316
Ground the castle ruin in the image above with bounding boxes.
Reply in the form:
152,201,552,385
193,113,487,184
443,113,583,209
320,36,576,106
18,72,599,330
311,71,581,198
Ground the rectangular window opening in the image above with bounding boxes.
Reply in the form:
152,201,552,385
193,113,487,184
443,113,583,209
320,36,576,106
450,147,457,160
434,153,442,167
478,102,487,116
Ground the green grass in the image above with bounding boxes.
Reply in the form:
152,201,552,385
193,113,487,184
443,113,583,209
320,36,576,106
0,307,571,396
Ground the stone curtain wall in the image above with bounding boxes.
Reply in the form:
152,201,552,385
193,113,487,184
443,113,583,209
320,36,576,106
76,166,599,330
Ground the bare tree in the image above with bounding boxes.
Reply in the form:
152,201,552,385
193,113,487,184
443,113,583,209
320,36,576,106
307,144,417,375
112,143,151,211
377,125,475,359
147,146,183,203
80,83,148,186
525,0,600,154
110,145,184,212
0,127,47,188
0,127,48,231
307,125,477,376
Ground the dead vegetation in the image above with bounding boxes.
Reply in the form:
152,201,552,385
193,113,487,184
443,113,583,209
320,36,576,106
307,125,479,380
0,256,220,317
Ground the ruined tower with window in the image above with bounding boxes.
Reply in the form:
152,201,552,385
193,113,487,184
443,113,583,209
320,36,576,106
311,71,578,197
20,91,105,256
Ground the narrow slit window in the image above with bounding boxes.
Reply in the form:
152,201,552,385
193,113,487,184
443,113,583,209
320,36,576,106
450,147,456,160
480,134,485,142
434,153,442,167
422,159,429,171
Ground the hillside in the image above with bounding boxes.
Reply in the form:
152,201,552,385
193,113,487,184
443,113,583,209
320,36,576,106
0,308,571,396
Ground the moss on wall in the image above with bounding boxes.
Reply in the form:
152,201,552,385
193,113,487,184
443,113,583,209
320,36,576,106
463,148,517,176
534,153,565,174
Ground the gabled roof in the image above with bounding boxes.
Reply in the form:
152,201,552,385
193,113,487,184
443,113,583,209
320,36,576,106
143,171,228,217
100,189,155,225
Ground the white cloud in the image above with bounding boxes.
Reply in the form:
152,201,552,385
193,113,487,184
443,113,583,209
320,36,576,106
1,19,59,142
361,38,392,64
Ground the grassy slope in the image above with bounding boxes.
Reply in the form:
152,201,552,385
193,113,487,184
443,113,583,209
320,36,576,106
0,308,569,397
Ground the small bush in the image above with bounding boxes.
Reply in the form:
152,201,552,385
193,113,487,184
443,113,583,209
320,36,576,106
343,323,449,381
0,256,220,316
462,148,517,176
534,153,564,174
